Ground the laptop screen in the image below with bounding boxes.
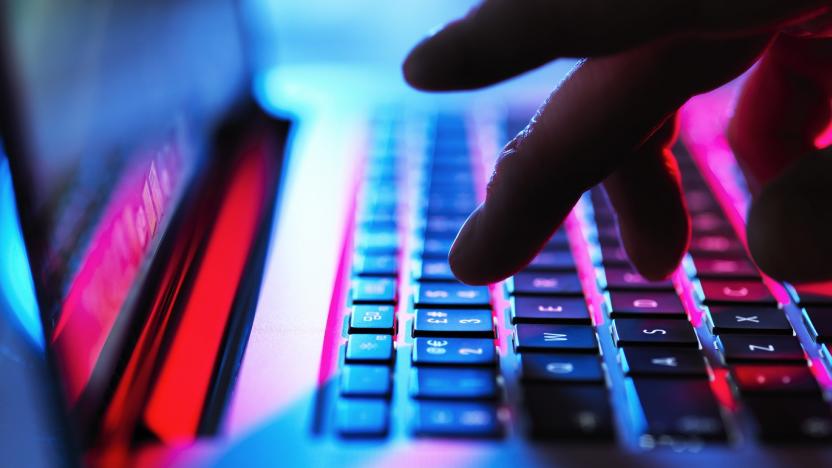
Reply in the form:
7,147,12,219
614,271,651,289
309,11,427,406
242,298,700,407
0,0,248,416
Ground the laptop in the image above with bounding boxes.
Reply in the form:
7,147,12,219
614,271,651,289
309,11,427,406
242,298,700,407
2,0,832,466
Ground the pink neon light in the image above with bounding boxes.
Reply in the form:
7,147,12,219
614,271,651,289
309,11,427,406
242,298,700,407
815,118,832,149
674,267,705,328
680,86,793,305
709,368,738,413
315,139,365,387
681,86,832,392
53,144,182,403
566,207,606,327
468,113,507,353
144,139,270,441
393,120,416,357
811,356,832,388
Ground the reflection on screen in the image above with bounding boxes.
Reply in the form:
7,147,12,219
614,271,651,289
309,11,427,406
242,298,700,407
2,0,248,416
0,152,42,350
51,138,187,403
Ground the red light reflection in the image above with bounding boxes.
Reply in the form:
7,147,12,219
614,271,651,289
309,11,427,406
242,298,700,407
52,145,183,403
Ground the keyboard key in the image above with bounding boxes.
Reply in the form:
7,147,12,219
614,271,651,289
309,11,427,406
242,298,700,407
684,189,719,212
525,250,576,272
607,291,686,318
413,309,494,338
414,283,490,309
519,354,605,383
600,267,674,291
420,237,453,260
691,257,760,279
744,395,832,442
345,334,394,363
353,254,398,277
424,215,466,236
631,378,726,440
354,230,399,254
594,225,620,244
619,347,708,378
731,365,820,394
510,296,591,324
412,338,496,366
413,402,502,438
803,306,832,343
699,279,776,306
716,334,805,363
416,259,455,281
794,286,832,306
351,278,397,304
514,324,598,353
410,368,498,400
599,245,630,266
690,212,733,236
612,318,699,348
522,384,614,439
506,272,583,296
336,399,389,437
542,232,571,250
706,306,792,335
593,211,616,226
689,234,746,258
340,365,391,397
425,195,476,214
349,305,396,334
357,206,397,224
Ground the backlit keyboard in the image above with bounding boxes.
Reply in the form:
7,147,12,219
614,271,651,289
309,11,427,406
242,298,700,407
328,112,832,448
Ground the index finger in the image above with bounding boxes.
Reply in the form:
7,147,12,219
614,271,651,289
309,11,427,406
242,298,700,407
448,36,769,284
404,0,825,91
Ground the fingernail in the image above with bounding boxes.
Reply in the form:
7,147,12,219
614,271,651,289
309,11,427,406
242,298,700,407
448,207,486,284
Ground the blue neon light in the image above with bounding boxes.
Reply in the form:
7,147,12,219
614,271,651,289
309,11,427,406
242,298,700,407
0,152,43,350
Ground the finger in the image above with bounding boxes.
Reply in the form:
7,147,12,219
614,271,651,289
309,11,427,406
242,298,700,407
747,148,832,283
728,36,832,193
603,113,690,280
403,0,826,91
448,36,769,285
734,36,832,282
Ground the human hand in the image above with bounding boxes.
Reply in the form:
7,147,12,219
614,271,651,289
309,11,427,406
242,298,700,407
403,0,832,285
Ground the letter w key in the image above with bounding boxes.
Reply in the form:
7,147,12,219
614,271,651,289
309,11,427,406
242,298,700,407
514,324,598,352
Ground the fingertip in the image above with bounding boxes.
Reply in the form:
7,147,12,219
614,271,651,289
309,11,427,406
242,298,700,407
619,209,690,281
402,21,471,91
746,153,832,283
447,207,509,285
402,36,442,90
746,187,804,282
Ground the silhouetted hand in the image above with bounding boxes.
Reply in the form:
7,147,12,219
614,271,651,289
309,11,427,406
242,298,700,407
403,0,832,285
